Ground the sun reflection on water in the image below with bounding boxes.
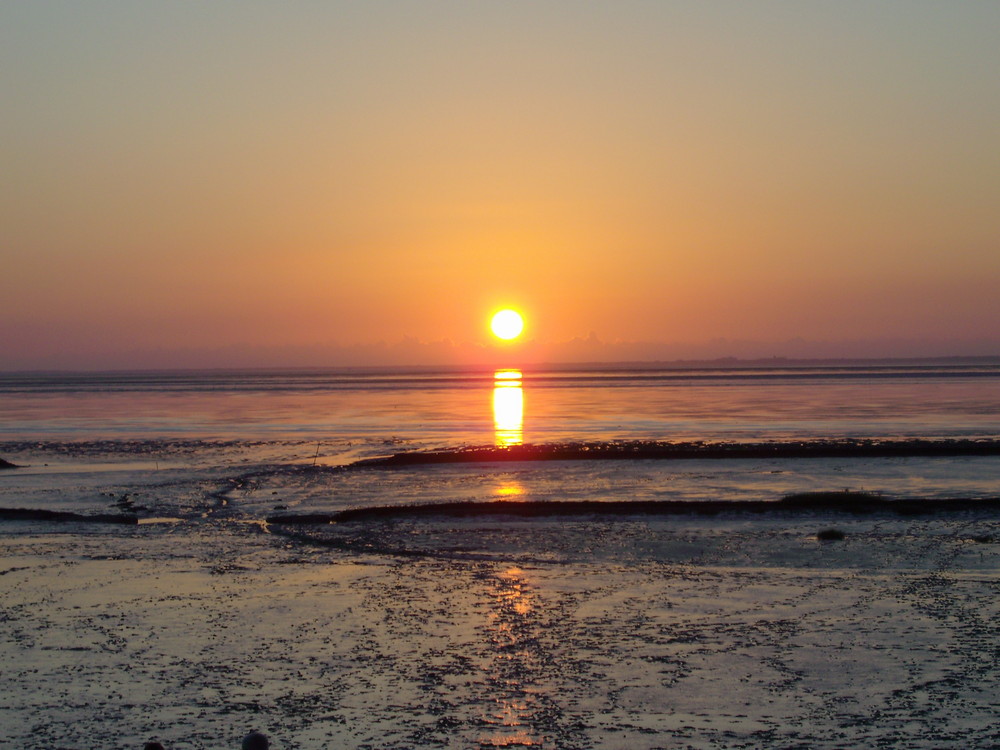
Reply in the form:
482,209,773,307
480,566,545,747
493,369,524,447
496,566,532,617
495,479,525,499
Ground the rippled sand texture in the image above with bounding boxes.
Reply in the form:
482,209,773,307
3,515,1000,749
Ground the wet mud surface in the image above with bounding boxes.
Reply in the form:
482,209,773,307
361,438,1000,466
3,441,1000,748
3,514,1000,749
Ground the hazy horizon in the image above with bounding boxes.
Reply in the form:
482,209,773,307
3,2,998,371
3,336,1000,374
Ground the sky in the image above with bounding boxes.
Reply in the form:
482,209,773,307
2,1,999,370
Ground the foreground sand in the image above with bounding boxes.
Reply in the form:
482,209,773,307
2,513,1000,749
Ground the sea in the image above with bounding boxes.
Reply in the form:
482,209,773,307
1,362,999,519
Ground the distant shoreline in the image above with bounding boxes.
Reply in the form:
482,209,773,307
2,354,999,377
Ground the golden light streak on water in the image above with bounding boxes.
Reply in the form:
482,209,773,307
493,369,523,447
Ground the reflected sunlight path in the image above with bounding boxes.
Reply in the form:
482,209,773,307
493,370,524,448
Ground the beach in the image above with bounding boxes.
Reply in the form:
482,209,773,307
2,366,1000,748
3,506,1000,749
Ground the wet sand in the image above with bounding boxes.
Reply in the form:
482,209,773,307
3,511,1000,749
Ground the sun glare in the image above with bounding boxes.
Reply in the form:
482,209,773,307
493,369,523,447
491,309,524,341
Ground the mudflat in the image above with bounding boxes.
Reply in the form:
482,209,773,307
2,511,999,749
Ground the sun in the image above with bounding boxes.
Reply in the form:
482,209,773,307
490,309,524,341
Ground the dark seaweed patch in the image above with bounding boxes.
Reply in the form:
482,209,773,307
268,494,1000,526
354,438,1000,468
0,507,138,524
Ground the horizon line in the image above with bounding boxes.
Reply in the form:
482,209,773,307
3,353,1000,377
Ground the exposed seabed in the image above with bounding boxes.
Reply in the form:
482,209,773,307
2,439,1000,748
4,513,1000,749
358,438,1000,466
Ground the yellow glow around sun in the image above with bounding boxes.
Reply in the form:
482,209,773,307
490,309,524,340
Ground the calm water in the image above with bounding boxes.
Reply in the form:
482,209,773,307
3,364,1000,444
2,364,999,515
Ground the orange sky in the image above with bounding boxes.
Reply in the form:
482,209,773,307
2,2,998,369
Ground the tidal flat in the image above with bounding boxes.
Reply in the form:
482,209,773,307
3,510,1000,749
3,426,1000,748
